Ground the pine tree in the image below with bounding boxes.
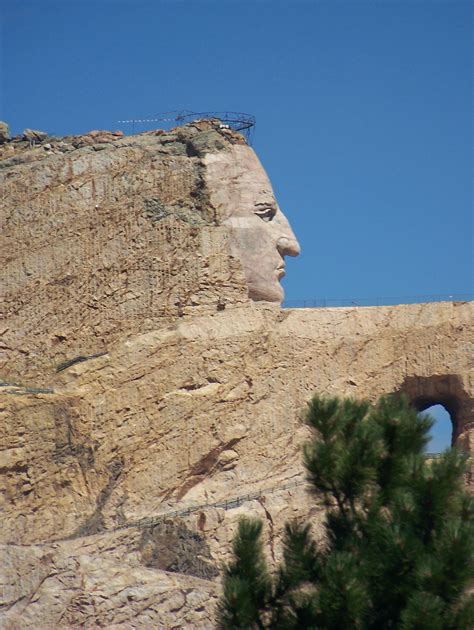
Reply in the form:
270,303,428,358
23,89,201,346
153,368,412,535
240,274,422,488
217,395,474,629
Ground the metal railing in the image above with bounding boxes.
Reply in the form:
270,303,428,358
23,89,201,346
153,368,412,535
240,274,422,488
112,452,470,535
116,478,308,532
24,450,470,546
0,382,54,395
283,293,474,309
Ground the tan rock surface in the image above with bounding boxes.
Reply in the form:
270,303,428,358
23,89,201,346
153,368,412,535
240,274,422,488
2,538,220,628
1,123,472,628
1,300,473,627
1,122,250,385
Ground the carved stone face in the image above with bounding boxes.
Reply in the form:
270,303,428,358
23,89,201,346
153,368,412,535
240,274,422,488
204,144,300,303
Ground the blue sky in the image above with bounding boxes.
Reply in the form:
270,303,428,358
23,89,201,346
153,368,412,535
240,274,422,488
1,0,472,304
1,0,471,448
420,404,453,453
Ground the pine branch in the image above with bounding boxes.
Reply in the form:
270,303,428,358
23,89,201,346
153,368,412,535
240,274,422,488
217,394,473,629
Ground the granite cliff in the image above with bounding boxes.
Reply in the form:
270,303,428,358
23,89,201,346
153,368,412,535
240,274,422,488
1,122,473,628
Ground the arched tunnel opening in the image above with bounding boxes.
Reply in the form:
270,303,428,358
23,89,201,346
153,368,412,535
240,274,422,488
397,374,472,454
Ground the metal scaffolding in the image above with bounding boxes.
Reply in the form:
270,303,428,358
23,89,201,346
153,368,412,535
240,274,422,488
118,110,256,143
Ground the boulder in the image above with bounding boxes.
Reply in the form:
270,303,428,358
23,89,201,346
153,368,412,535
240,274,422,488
23,128,48,143
0,121,10,144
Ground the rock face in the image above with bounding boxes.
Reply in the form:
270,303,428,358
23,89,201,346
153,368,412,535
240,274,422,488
204,144,300,302
22,128,49,143
1,120,303,384
0,121,10,144
1,122,473,628
0,123,242,384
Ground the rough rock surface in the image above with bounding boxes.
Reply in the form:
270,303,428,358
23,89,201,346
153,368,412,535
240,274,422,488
0,122,249,384
1,124,473,628
22,128,49,143
0,121,10,144
1,300,472,627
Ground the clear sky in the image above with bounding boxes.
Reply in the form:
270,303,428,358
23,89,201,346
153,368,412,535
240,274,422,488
1,0,472,304
420,404,453,453
1,0,471,447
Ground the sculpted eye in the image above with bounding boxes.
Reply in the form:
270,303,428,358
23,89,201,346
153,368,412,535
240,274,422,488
254,207,276,222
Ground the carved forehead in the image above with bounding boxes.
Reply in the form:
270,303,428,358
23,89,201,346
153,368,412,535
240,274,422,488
203,144,277,221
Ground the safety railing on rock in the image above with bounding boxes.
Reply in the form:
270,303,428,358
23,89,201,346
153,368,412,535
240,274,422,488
29,451,470,545
0,382,54,395
283,293,474,309
117,478,309,532
115,451,470,533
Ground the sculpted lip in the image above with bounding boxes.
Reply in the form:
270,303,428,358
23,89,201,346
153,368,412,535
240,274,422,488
276,263,286,279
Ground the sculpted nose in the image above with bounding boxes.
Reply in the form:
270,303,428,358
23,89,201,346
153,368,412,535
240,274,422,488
277,235,301,258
